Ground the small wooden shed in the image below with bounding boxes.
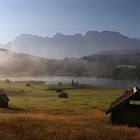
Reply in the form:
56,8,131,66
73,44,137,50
0,89,9,108
0,94,9,108
56,89,63,93
106,86,140,126
58,92,68,98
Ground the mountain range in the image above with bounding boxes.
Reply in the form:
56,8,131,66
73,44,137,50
0,30,140,79
2,31,140,58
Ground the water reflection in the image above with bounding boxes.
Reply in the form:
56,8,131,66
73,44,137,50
1,76,140,88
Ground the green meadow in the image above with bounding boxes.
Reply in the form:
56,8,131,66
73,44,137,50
2,81,124,110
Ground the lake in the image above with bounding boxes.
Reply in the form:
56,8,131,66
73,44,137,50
1,76,140,88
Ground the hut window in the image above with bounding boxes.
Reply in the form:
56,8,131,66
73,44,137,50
130,100,140,105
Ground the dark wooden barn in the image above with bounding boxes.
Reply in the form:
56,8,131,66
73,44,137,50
106,86,140,126
0,94,9,108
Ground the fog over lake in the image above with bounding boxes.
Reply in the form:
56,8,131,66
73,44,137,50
1,76,140,88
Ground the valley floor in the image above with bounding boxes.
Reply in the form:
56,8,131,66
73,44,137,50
0,81,139,140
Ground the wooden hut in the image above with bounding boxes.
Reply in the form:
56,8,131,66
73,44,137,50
56,89,63,93
58,92,68,98
0,94,9,108
106,86,140,126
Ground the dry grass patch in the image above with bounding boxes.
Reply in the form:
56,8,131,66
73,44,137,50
0,109,139,140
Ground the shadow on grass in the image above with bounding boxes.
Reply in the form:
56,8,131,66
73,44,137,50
0,107,27,113
8,107,25,111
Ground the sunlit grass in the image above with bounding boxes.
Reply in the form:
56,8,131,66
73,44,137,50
0,109,139,140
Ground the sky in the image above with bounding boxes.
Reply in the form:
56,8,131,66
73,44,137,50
0,0,140,44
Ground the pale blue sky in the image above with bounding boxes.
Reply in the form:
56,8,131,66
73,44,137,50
0,0,140,43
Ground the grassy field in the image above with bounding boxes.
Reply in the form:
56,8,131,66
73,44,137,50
0,81,139,140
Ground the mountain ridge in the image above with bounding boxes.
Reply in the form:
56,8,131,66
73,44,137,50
3,30,140,58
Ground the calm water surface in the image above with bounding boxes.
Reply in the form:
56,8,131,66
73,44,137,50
1,76,140,88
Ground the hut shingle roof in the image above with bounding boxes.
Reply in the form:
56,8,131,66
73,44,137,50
106,86,140,114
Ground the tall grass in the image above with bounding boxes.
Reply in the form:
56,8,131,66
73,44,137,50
0,109,139,140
